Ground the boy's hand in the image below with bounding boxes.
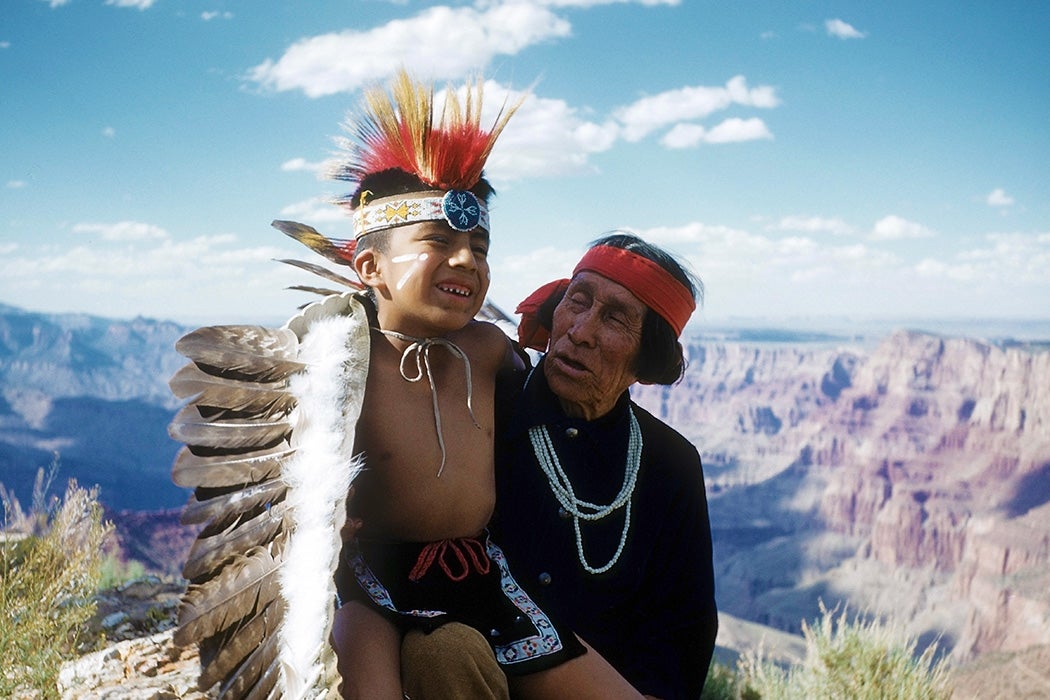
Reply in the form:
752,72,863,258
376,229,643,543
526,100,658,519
341,485,364,543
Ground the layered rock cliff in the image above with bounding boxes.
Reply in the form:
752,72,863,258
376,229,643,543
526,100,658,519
632,329,1050,660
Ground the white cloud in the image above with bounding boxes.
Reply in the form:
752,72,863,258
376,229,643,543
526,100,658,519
102,126,116,138
704,117,773,144
986,188,1014,207
494,226,1050,320
1,41,11,49
661,123,707,148
773,216,854,236
281,157,331,175
105,0,156,8
278,197,349,224
72,221,169,242
0,242,17,255
247,4,570,97
914,232,1048,286
201,11,233,21
486,89,617,180
0,232,311,321
615,75,779,142
6,180,27,189
870,215,935,240
39,0,70,7
825,19,866,39
660,117,773,148
539,0,678,7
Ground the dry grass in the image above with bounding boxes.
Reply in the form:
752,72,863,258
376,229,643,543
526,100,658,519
1,466,112,699
703,602,952,700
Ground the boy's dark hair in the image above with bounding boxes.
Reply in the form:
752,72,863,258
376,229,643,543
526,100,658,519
349,168,495,208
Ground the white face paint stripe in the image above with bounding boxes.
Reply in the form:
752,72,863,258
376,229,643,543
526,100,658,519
394,253,427,290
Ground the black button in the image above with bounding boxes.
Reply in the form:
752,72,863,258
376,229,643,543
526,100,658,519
538,572,552,586
558,507,571,519
564,427,579,438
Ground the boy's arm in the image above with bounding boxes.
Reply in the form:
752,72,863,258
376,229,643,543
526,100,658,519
466,319,527,373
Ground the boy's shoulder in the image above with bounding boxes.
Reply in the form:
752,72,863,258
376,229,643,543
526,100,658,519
451,318,509,347
450,319,513,366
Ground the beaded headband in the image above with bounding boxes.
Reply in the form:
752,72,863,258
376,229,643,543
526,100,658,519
353,189,489,239
573,245,695,337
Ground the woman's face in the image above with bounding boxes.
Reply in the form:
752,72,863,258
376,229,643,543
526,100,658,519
543,271,646,420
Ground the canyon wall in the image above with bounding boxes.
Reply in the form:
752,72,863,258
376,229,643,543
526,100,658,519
632,330,1050,659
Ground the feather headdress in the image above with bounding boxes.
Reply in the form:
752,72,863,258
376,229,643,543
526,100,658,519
332,69,521,202
324,69,525,250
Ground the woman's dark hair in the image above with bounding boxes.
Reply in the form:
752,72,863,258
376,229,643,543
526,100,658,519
540,231,702,385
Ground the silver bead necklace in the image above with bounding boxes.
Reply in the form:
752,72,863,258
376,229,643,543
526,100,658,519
528,407,642,574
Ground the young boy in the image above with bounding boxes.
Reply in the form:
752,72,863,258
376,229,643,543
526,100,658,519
326,73,643,700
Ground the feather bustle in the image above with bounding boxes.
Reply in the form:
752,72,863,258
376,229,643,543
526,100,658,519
172,293,369,698
175,326,304,382
181,479,287,528
170,405,291,450
228,637,282,700
170,364,294,417
172,444,290,489
198,597,283,691
175,535,286,647
182,503,288,581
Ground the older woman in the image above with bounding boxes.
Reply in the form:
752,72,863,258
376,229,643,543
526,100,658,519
401,233,717,700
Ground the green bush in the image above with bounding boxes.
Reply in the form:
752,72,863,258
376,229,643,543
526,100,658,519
1,473,111,699
731,603,952,700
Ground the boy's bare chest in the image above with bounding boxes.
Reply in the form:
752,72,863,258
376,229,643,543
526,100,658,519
356,350,494,458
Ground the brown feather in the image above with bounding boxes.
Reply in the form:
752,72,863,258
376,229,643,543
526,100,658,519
175,535,286,646
182,503,288,580
276,257,363,290
169,364,294,418
181,479,286,528
271,219,357,269
169,405,291,450
176,326,304,382
171,444,290,489
198,596,284,691
287,284,342,297
227,637,282,700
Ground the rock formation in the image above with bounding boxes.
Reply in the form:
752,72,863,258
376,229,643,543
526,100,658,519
633,329,1050,661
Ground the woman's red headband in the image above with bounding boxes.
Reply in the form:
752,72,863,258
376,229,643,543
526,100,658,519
516,245,695,351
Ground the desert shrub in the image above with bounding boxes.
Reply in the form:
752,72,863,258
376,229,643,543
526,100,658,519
736,603,952,700
1,471,112,698
97,553,147,591
701,659,747,700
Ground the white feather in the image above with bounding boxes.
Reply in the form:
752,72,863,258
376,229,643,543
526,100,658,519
277,300,368,698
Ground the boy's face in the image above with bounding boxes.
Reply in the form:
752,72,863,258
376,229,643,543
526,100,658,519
355,220,491,336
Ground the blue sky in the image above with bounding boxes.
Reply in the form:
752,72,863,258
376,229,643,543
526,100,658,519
2,0,1048,332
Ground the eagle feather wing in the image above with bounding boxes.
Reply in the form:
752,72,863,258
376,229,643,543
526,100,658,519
170,292,369,698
